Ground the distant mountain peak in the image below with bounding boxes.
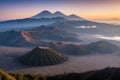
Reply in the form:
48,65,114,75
32,10,53,18
67,14,84,20
54,11,66,17
69,14,79,17
40,10,52,14
31,10,85,20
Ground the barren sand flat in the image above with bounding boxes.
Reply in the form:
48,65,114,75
9,54,120,75
0,46,120,75
0,46,31,56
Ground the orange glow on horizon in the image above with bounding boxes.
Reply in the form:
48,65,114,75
1,9,120,21
0,0,120,21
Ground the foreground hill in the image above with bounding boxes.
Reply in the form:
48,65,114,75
0,69,15,80
4,67,120,80
47,67,120,80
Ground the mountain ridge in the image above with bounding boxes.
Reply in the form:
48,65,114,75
32,10,84,20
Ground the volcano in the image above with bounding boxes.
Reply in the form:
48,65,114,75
19,46,67,66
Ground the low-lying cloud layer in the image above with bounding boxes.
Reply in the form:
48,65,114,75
96,35,120,41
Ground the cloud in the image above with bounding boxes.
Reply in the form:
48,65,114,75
96,35,120,41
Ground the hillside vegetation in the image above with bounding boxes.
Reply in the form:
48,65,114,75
5,67,120,80
0,69,15,80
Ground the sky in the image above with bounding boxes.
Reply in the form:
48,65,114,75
0,0,120,21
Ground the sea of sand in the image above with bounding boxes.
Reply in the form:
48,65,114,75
0,46,120,75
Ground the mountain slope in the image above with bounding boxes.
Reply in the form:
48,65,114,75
86,41,119,53
0,28,80,47
0,30,118,54
28,25,80,42
51,20,120,35
42,41,119,55
0,17,67,31
0,30,34,47
1,10,120,35
42,42,90,55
